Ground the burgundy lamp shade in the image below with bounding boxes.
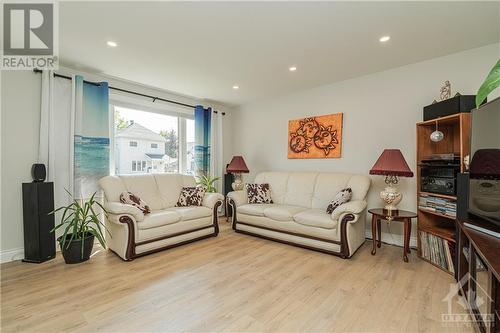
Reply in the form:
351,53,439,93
369,149,413,177
227,156,249,173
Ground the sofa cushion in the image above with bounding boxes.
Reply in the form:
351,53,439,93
239,204,275,217
176,187,205,207
283,173,317,207
169,206,212,221
138,210,181,230
253,172,371,209
294,209,338,229
254,172,289,204
311,173,352,209
99,175,127,203
120,191,151,214
326,188,352,214
155,174,196,208
246,183,273,204
120,174,164,210
264,205,307,222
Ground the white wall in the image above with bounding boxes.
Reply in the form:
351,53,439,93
0,67,234,261
1,70,42,261
231,43,500,246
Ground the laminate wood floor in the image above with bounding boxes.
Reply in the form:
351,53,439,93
1,221,473,333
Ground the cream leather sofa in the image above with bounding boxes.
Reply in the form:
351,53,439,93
99,174,224,260
228,172,371,258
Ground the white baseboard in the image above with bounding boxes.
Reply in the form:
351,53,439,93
0,247,24,264
365,230,417,248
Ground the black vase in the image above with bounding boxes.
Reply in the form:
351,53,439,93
58,233,94,264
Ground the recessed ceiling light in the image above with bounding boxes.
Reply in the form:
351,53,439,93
232,85,239,90
379,36,391,43
107,41,118,47
289,66,297,72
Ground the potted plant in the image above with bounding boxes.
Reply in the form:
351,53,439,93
51,192,109,264
196,175,220,193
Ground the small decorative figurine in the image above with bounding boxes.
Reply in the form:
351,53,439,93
440,80,451,101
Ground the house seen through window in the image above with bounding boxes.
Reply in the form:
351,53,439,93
114,106,195,175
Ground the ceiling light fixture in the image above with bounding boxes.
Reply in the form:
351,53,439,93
289,66,297,72
232,85,239,90
379,36,391,43
107,41,118,47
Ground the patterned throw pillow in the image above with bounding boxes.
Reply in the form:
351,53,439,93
176,187,206,207
246,183,273,204
120,191,151,214
326,188,352,214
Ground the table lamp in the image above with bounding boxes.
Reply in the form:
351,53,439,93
227,156,249,191
369,149,414,211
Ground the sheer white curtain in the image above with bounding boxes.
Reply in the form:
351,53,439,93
38,70,74,207
209,111,224,194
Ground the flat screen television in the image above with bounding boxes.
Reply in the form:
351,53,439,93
468,96,500,226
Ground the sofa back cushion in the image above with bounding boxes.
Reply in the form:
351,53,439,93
254,172,289,205
155,174,196,208
254,172,370,209
284,172,317,207
99,173,197,210
119,174,164,210
99,175,127,203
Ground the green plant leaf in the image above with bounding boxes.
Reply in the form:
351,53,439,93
476,59,500,108
196,175,220,193
52,190,108,251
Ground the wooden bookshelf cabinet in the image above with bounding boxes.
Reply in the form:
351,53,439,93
416,113,471,275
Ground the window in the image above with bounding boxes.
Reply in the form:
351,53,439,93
114,106,190,175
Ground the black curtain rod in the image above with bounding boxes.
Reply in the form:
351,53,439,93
32,68,225,115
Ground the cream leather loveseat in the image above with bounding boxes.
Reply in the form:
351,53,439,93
228,171,371,258
99,174,224,260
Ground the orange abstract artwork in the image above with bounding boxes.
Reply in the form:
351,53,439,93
288,113,343,159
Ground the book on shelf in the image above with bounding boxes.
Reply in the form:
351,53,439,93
419,231,455,274
419,194,456,218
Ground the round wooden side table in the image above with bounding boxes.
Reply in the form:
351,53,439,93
368,208,417,262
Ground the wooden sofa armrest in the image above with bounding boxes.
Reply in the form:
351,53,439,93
106,214,138,260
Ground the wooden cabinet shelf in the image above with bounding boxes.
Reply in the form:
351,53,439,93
416,112,470,273
418,191,457,200
418,208,456,220
417,113,463,126
418,217,456,242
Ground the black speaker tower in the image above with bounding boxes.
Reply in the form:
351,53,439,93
22,164,56,263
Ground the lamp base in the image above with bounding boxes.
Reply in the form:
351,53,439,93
380,185,402,211
232,173,244,191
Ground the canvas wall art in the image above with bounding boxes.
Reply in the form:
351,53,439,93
288,113,343,159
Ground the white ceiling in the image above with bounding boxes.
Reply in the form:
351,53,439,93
59,2,500,107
